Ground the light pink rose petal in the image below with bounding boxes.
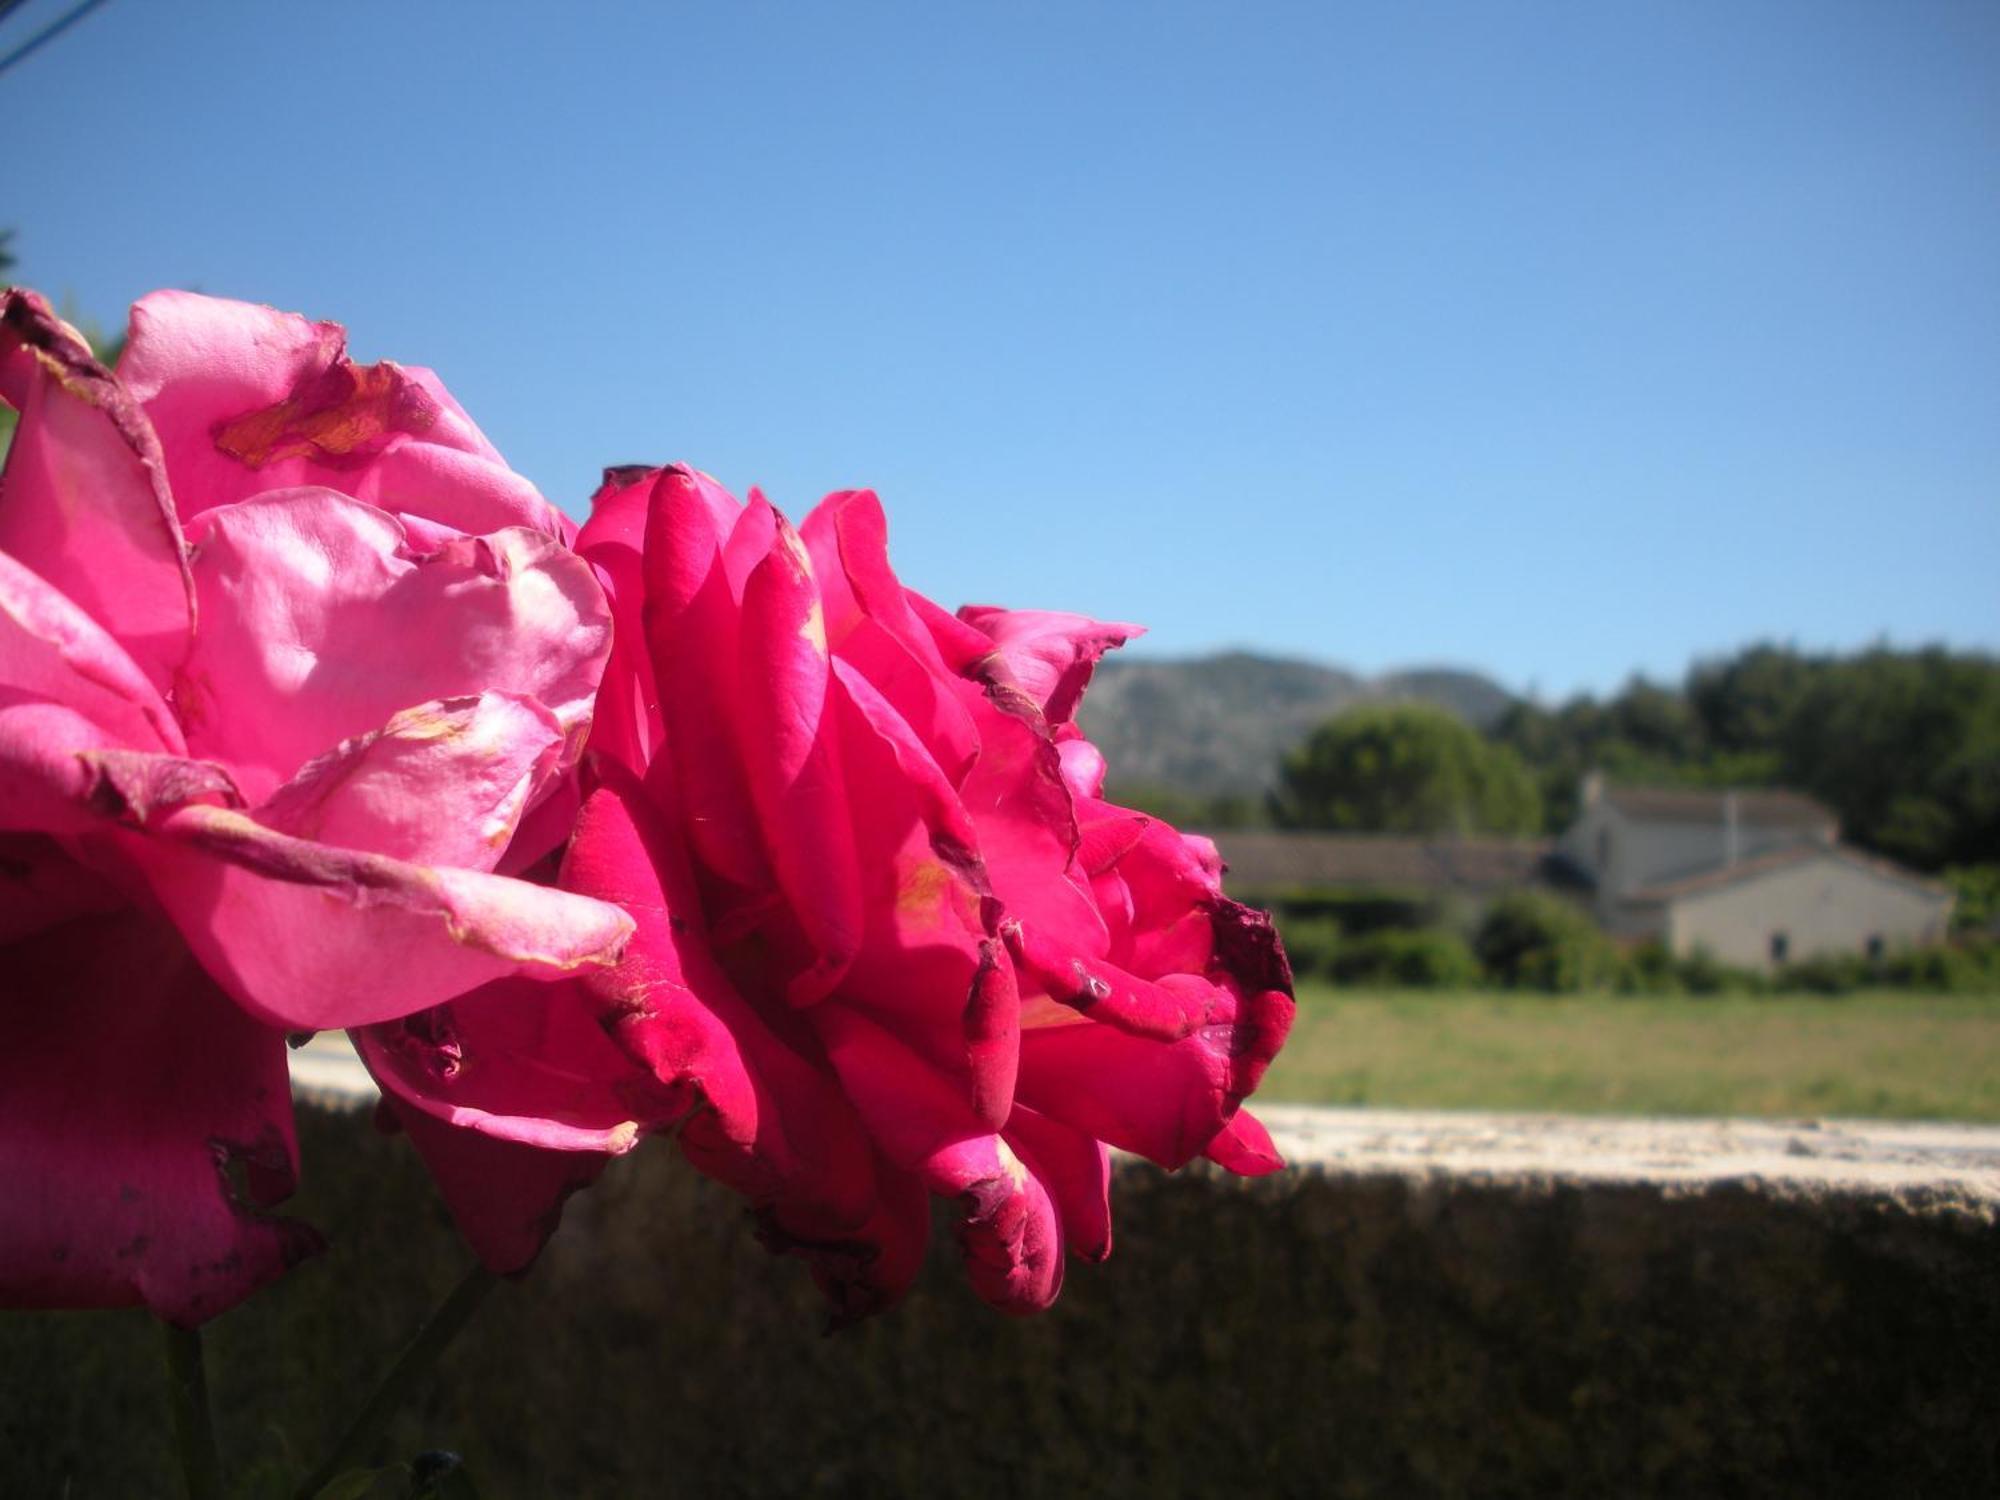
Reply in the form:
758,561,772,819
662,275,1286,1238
0,546,182,751
956,605,1141,725
178,491,609,803
118,291,564,536
257,692,566,872
127,802,633,1031
0,908,319,1326
0,291,194,694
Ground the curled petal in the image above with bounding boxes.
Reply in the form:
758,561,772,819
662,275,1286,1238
129,803,633,1031
0,291,194,695
118,290,565,536
258,692,566,873
1204,1108,1285,1177
956,605,1141,725
372,1098,605,1275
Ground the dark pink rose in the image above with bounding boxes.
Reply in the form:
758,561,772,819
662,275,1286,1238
0,290,630,1324
382,467,1293,1319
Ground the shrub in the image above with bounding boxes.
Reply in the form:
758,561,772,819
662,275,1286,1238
1330,928,1481,989
1276,915,1343,981
1473,890,1618,992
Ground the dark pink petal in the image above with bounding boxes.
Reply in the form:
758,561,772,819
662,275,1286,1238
636,468,771,893
118,291,565,537
0,291,194,694
1015,955,1294,1171
566,770,884,1244
810,1004,1063,1313
1203,1108,1285,1177
354,976,667,1154
1005,1105,1114,1263
257,692,566,872
801,491,979,783
0,834,124,946
954,685,1106,959
955,605,1141,724
376,1098,606,1275
1003,915,1221,1043
734,514,862,1005
177,491,609,803
127,803,634,1031
0,908,319,1325
573,467,663,777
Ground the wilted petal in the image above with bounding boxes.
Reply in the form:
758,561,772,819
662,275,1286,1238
355,975,664,1155
258,692,566,872
1204,1108,1285,1177
1005,1105,1113,1262
178,491,609,802
0,291,194,694
130,803,633,1031
956,605,1141,725
119,290,564,536
375,1099,606,1275
0,908,319,1325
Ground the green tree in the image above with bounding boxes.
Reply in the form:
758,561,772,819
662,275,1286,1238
1272,702,1541,835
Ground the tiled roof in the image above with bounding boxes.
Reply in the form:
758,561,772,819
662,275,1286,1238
1213,832,1554,893
1602,784,1835,831
1627,842,1950,904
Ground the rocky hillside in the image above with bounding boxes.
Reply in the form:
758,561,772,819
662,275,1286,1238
1077,651,1515,797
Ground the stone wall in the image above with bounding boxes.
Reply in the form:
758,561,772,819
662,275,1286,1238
4,1098,1996,1498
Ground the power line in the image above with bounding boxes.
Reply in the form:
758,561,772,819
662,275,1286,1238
0,0,113,81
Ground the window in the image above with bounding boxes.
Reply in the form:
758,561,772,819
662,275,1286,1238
1866,935,1885,962
1597,828,1612,871
1769,931,1790,964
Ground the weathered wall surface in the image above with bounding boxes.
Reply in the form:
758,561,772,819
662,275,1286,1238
1670,855,1952,967
4,1102,1996,1499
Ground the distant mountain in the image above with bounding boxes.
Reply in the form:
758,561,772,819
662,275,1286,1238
1077,651,1516,798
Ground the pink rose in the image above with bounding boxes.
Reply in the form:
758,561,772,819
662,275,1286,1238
379,467,1293,1319
0,289,631,1325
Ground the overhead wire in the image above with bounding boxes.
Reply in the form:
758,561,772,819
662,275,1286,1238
0,0,114,82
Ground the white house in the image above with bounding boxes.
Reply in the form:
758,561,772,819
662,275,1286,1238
1557,774,1952,968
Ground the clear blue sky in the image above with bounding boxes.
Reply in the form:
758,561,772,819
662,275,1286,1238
8,0,1996,699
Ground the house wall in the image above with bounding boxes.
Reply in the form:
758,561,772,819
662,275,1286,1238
1564,802,1810,915
1666,855,1951,969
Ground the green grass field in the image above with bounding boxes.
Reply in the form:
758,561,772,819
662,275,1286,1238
1261,985,2000,1121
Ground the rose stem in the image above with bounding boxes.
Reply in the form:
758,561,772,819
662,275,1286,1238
160,1319,223,1500
292,1263,497,1500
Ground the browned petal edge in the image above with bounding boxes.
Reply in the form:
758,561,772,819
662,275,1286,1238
0,289,197,651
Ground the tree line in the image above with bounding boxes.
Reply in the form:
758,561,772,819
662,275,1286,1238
1117,643,2000,875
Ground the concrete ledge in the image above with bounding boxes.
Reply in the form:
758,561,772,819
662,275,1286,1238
7,1070,1995,1496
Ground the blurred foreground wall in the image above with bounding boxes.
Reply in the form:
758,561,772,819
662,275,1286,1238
4,1102,1997,1498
